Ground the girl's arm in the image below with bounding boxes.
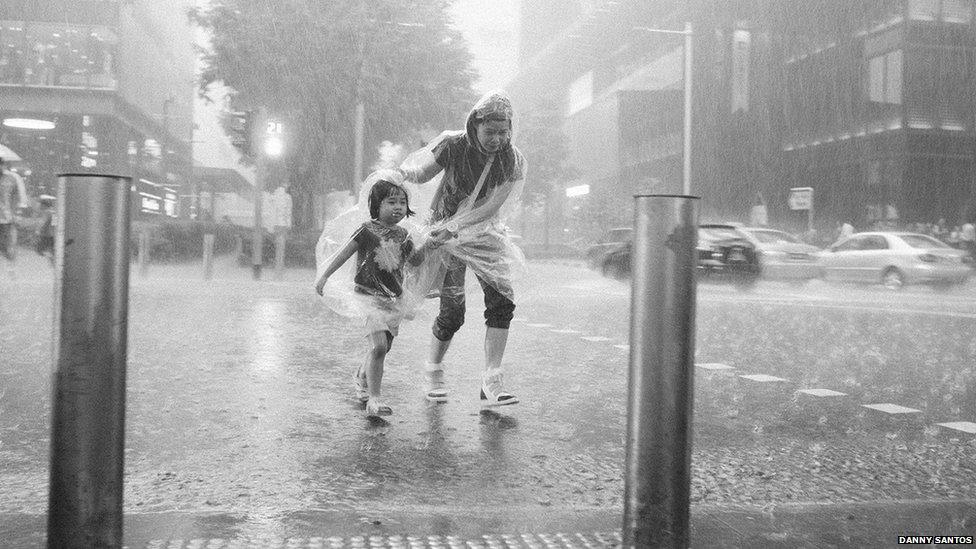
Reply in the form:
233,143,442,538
406,236,446,267
314,238,358,295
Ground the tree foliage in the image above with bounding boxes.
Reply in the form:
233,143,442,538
189,0,479,229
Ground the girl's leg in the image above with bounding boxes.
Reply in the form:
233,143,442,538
365,330,390,401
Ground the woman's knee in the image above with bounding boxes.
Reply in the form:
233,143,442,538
484,297,515,329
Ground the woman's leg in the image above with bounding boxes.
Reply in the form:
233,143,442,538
425,259,467,401
478,275,518,405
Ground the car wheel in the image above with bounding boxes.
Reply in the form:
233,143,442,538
881,268,905,291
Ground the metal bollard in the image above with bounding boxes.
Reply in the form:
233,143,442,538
274,230,286,280
622,194,700,548
48,173,131,549
138,230,149,278
203,233,215,280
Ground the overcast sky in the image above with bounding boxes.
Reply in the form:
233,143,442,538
449,0,521,93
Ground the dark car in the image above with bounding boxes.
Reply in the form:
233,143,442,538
586,227,633,269
696,224,762,288
599,223,761,289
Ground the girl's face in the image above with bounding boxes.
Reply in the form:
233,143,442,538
476,119,511,153
377,188,408,226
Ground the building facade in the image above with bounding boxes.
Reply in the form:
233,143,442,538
0,0,195,220
509,0,976,238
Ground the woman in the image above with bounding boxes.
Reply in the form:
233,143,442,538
399,90,527,407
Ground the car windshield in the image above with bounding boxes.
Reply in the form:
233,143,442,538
747,229,801,245
700,227,742,240
900,234,950,249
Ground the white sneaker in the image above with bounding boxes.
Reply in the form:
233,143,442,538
480,369,518,407
424,364,448,402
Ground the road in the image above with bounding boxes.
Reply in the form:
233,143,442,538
1,253,975,546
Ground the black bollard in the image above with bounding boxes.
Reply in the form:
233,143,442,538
48,173,131,548
622,194,700,548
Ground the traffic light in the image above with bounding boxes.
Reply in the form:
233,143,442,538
227,110,253,156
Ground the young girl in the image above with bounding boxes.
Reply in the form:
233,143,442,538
315,175,444,417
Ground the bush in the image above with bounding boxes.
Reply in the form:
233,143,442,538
131,220,249,263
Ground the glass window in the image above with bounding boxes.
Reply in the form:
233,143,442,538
0,21,116,88
909,0,940,20
943,0,972,23
566,71,593,116
869,56,885,102
885,50,902,104
866,50,902,105
901,234,950,248
834,237,862,252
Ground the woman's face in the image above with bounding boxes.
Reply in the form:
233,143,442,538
476,119,511,153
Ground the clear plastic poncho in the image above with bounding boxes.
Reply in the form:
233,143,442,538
398,89,528,304
314,169,428,321
314,90,528,322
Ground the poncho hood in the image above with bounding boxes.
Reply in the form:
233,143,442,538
464,90,516,156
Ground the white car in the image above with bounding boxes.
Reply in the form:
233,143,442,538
819,232,972,290
738,227,822,281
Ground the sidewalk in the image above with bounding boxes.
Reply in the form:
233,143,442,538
3,500,974,547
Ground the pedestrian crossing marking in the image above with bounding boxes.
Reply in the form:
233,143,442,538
696,363,734,370
936,421,976,434
862,403,922,415
581,336,613,342
739,374,789,382
550,328,581,334
798,388,847,397
526,323,554,328
614,344,629,351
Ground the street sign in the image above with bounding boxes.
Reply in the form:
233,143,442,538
788,187,813,211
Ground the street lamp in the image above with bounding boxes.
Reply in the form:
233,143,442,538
633,22,693,196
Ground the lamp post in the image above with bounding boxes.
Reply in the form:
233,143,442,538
633,22,693,196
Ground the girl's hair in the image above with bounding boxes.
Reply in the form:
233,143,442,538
368,179,415,220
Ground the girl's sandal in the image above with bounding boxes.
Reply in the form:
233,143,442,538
365,400,393,417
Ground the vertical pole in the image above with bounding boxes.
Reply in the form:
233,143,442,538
683,22,694,196
138,230,149,278
203,233,215,280
353,102,365,196
48,173,131,549
623,194,700,548
274,229,286,280
252,107,267,280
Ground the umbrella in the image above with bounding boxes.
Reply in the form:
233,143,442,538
0,143,23,162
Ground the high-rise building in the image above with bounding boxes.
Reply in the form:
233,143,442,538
510,0,976,235
0,0,195,220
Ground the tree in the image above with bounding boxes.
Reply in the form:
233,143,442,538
516,99,578,246
189,0,478,230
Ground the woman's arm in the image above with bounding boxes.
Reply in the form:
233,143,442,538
314,238,358,295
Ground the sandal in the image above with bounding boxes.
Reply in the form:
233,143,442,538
480,369,518,407
354,369,369,403
423,367,449,402
365,400,393,417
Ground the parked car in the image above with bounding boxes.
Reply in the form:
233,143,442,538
586,227,632,268
598,223,761,289
737,226,822,281
819,231,972,290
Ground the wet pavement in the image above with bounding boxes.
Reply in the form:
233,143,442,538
2,253,976,546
